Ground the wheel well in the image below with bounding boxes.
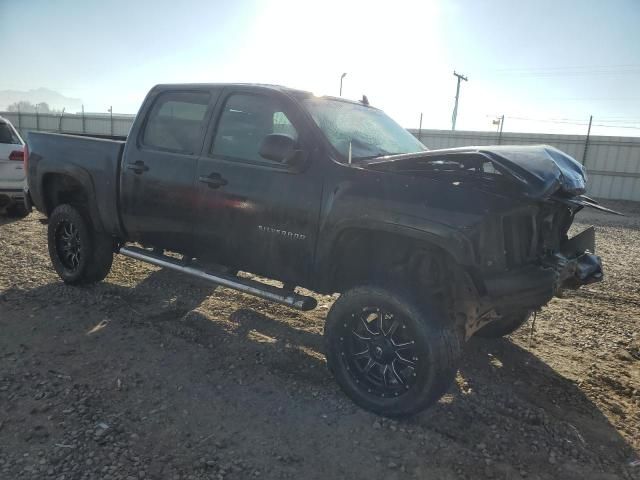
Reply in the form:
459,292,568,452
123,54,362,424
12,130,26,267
330,229,453,293
42,174,88,215
329,229,467,329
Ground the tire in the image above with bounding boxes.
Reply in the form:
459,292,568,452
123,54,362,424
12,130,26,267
475,311,531,338
6,202,29,218
324,285,461,417
47,204,114,285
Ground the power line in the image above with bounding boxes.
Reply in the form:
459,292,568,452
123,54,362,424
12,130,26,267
495,63,640,71
592,123,640,130
493,64,640,77
504,116,640,130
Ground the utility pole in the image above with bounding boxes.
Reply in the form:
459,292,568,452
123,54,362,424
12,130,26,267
451,71,468,131
340,73,347,96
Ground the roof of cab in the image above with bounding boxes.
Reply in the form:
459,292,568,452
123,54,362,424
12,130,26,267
153,83,310,95
151,83,372,107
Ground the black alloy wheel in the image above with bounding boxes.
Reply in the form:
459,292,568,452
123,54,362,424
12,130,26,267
325,286,461,417
55,220,82,271
47,204,114,285
344,306,420,398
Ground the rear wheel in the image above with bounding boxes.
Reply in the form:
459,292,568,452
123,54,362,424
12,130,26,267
47,204,114,285
476,311,532,338
324,286,461,417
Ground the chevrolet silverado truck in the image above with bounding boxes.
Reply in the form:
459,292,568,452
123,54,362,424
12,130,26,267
26,83,608,416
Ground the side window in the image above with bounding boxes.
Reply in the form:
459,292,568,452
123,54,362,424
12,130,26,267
0,123,20,144
142,91,210,154
211,94,298,163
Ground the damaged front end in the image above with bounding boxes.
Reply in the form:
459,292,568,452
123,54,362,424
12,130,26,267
362,144,611,338
457,146,609,336
458,199,604,337
457,205,604,338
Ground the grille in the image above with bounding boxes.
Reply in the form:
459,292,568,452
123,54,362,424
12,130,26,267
503,215,536,267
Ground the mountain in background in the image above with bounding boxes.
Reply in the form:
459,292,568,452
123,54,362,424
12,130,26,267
0,88,83,112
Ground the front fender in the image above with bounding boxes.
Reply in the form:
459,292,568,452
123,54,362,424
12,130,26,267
313,216,475,293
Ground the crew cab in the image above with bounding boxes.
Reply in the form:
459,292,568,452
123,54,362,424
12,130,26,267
26,83,607,416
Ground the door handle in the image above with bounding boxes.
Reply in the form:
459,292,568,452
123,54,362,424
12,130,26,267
126,160,149,174
199,173,228,188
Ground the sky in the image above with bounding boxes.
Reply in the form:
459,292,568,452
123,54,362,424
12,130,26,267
1,0,639,136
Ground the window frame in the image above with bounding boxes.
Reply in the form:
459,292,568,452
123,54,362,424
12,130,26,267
138,90,213,156
207,91,301,168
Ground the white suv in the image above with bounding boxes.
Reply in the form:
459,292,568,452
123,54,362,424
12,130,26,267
0,116,28,217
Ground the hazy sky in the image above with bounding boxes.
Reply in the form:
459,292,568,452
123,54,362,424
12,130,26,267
1,0,639,135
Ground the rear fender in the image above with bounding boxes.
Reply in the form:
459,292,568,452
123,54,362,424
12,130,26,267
41,167,105,232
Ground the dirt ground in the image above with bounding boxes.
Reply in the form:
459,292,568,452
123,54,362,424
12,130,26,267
1,201,639,480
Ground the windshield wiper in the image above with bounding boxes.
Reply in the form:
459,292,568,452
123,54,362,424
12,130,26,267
352,151,397,161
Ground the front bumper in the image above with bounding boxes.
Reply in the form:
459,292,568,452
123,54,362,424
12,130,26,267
483,226,602,313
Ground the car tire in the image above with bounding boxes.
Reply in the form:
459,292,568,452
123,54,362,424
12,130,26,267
324,285,461,417
6,202,29,218
475,311,531,338
47,204,114,285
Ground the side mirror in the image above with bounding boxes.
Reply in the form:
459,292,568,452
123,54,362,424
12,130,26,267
259,134,297,163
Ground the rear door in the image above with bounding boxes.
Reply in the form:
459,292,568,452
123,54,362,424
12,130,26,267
120,89,219,252
0,120,25,191
193,88,323,285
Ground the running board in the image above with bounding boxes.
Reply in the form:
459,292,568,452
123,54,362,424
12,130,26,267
118,246,317,311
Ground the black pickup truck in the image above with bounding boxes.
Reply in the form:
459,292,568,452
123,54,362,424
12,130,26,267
26,83,607,416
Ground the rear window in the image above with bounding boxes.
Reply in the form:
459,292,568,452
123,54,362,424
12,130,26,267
142,91,211,154
0,123,20,145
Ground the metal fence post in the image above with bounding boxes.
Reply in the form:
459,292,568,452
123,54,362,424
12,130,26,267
58,108,65,132
82,105,86,134
109,106,113,136
418,113,423,142
582,115,593,167
36,107,40,130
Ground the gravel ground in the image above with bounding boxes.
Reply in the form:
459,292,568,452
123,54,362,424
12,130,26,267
0,200,639,480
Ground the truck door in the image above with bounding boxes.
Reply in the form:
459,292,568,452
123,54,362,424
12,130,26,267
120,89,218,252
193,89,323,286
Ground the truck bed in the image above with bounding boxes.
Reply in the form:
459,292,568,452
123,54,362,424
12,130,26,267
27,131,125,236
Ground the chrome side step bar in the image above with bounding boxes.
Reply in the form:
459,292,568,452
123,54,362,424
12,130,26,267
118,246,317,311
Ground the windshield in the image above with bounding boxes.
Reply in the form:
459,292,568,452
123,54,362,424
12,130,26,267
300,97,427,161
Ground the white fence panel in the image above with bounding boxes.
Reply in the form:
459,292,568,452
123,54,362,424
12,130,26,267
411,129,640,202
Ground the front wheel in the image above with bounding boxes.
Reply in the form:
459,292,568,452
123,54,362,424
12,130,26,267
324,286,461,417
47,204,114,285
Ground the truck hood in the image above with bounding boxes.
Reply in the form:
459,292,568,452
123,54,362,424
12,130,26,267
361,144,587,200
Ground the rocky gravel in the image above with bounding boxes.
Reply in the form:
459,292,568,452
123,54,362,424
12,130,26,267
0,200,639,479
